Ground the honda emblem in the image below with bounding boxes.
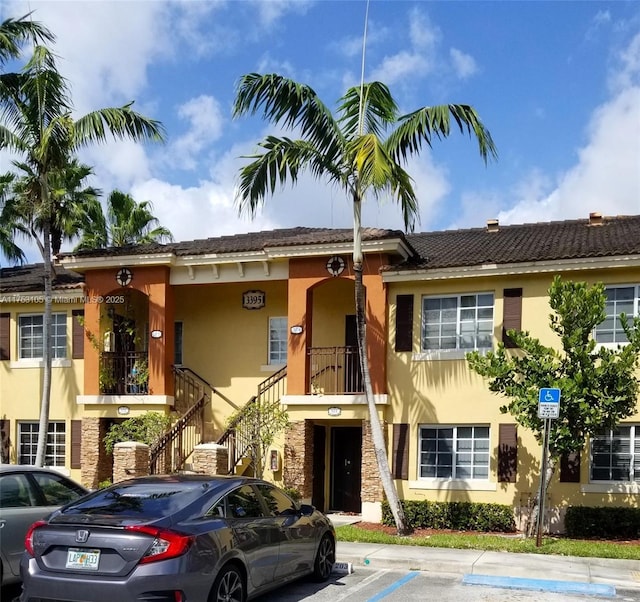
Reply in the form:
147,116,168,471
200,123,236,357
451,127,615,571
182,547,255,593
75,529,89,543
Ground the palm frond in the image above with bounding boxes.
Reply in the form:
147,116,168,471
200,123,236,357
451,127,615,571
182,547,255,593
387,104,498,164
346,134,419,231
338,82,398,140
233,73,343,160
73,104,165,149
237,136,348,217
0,14,54,66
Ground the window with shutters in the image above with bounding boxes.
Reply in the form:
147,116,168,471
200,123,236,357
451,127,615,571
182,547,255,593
419,425,490,480
19,313,67,359
421,293,494,356
18,421,66,466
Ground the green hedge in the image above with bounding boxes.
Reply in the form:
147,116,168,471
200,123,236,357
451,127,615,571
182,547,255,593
382,500,516,532
565,506,640,539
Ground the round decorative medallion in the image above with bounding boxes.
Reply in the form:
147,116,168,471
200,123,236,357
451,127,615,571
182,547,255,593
326,256,345,277
116,267,133,287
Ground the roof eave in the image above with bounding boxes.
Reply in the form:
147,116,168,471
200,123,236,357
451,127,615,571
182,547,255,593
382,254,640,282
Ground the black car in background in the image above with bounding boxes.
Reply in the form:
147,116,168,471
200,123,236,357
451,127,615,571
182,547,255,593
20,475,336,602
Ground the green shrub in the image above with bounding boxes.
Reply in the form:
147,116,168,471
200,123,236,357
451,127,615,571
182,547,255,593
565,506,640,539
282,487,302,502
103,412,172,453
382,500,516,533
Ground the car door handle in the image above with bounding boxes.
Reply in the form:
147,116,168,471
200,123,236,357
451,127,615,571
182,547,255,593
0,519,5,529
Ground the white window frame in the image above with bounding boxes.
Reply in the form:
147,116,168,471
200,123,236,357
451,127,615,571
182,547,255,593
594,285,639,347
268,317,287,365
18,313,67,359
590,425,640,483
419,292,494,359
418,425,490,481
18,421,66,467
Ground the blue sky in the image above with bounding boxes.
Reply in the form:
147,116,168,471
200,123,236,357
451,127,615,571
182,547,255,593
1,0,639,262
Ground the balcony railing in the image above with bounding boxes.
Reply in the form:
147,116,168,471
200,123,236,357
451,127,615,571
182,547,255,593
100,351,148,395
308,346,362,394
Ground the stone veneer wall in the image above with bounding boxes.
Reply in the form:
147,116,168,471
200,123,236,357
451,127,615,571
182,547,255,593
283,420,314,499
361,419,385,503
192,443,229,475
81,417,112,489
113,442,150,483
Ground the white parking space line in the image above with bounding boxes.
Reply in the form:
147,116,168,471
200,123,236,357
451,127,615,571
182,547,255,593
332,569,391,602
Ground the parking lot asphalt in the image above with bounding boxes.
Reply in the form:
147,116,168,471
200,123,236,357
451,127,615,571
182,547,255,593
328,515,640,597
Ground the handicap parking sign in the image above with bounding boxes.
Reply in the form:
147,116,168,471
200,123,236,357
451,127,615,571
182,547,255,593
538,388,561,419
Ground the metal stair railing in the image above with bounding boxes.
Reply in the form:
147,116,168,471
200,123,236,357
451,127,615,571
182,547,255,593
148,366,236,474
217,366,287,474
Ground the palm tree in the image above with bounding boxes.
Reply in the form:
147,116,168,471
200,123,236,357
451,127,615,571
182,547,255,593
1,159,100,257
0,14,52,263
233,73,497,535
0,43,164,467
75,189,173,250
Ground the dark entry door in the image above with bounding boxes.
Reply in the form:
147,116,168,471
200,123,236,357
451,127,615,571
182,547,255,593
312,425,326,512
330,426,362,512
344,315,363,392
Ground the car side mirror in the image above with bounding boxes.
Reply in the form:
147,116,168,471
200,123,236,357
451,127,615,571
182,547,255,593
298,503,314,516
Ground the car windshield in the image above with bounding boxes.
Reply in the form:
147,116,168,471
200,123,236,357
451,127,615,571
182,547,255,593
62,481,208,518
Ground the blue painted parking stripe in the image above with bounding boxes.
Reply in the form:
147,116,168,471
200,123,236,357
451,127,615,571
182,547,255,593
462,574,616,598
366,571,419,602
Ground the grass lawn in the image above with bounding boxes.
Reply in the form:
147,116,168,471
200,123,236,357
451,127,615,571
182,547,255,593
335,524,640,561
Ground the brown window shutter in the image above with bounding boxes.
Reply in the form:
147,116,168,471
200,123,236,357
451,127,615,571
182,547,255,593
392,423,409,480
71,420,82,469
72,310,84,359
560,451,581,483
0,418,10,463
0,313,9,360
498,423,517,482
502,288,523,349
395,295,414,352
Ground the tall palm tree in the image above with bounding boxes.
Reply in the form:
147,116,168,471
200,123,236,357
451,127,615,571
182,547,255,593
0,15,53,263
0,43,164,467
1,159,100,257
75,189,173,250
233,73,497,535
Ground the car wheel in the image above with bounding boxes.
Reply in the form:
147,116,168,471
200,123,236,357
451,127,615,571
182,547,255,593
210,564,246,602
312,533,335,582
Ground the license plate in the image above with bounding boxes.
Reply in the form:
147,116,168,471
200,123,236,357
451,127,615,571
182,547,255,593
65,548,100,570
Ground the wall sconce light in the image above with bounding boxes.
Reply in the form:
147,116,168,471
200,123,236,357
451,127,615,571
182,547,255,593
290,325,303,335
150,330,163,339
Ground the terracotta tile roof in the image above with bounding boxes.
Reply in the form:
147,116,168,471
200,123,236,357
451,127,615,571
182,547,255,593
0,264,84,294
5,216,640,290
60,227,406,258
402,215,640,270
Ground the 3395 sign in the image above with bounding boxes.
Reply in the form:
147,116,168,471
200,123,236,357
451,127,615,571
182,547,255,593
242,290,266,310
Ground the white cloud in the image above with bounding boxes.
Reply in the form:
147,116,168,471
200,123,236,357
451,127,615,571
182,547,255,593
409,8,440,50
250,0,313,28
5,0,174,114
450,48,478,79
169,95,225,171
369,51,431,86
498,86,640,225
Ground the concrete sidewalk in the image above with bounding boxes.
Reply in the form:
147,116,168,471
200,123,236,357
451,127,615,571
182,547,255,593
328,515,640,596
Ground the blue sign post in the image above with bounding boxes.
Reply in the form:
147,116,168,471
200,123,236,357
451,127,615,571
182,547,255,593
538,387,561,419
536,387,561,547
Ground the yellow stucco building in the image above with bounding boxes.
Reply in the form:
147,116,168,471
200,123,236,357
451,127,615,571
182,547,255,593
1,212,639,530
